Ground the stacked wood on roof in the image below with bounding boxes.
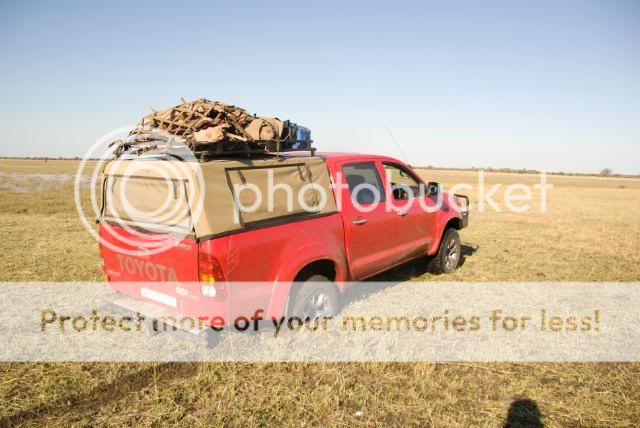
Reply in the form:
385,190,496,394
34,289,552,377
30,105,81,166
132,98,293,148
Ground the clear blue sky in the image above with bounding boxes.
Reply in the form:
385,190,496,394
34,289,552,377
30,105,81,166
1,0,638,173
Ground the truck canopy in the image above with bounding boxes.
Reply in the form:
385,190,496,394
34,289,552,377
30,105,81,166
100,156,336,239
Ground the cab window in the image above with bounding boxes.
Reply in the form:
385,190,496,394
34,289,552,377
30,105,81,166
342,162,385,204
383,163,423,200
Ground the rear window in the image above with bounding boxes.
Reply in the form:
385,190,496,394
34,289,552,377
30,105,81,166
102,175,192,232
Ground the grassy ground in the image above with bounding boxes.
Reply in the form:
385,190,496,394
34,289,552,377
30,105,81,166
0,158,639,426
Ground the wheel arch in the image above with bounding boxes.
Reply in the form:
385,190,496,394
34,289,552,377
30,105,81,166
430,214,464,255
268,254,346,320
294,259,338,282
444,216,463,232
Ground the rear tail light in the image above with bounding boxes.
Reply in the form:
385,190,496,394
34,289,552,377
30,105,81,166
198,252,227,299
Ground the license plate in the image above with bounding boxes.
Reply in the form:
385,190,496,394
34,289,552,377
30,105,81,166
140,287,177,308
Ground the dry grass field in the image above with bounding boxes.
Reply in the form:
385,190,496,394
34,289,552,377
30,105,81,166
0,158,639,426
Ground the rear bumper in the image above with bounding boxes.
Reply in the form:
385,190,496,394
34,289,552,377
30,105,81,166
105,292,212,341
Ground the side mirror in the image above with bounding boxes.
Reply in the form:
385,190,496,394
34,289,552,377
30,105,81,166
427,181,441,196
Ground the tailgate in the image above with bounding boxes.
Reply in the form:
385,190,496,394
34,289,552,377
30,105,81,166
98,159,202,308
100,224,202,310
100,225,198,283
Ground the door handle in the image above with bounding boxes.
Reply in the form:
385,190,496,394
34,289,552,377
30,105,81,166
396,209,408,217
353,217,367,225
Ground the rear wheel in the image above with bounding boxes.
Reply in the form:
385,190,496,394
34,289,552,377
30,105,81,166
290,275,339,320
428,228,461,274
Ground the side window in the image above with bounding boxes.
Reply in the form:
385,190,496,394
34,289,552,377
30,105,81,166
383,163,422,200
342,162,385,205
226,164,319,225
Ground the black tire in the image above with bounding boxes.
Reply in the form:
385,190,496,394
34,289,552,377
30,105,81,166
290,274,339,320
428,228,461,274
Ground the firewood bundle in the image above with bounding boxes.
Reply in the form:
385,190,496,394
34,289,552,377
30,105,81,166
133,98,291,148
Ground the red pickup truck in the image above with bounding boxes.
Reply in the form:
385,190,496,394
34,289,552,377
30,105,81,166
99,152,468,345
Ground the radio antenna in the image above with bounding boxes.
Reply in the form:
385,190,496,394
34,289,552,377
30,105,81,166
384,125,409,164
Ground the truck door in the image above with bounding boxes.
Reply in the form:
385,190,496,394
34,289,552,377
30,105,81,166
381,162,436,261
337,161,402,279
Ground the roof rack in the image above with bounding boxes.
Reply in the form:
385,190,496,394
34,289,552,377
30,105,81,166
192,139,316,160
114,134,316,161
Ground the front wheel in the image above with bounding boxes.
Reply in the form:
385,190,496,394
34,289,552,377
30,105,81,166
428,228,461,274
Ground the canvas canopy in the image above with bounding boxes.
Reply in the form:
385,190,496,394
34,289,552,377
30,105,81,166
100,156,336,239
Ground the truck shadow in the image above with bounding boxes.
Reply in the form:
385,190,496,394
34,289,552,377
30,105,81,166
458,243,478,267
341,243,479,307
504,398,544,427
